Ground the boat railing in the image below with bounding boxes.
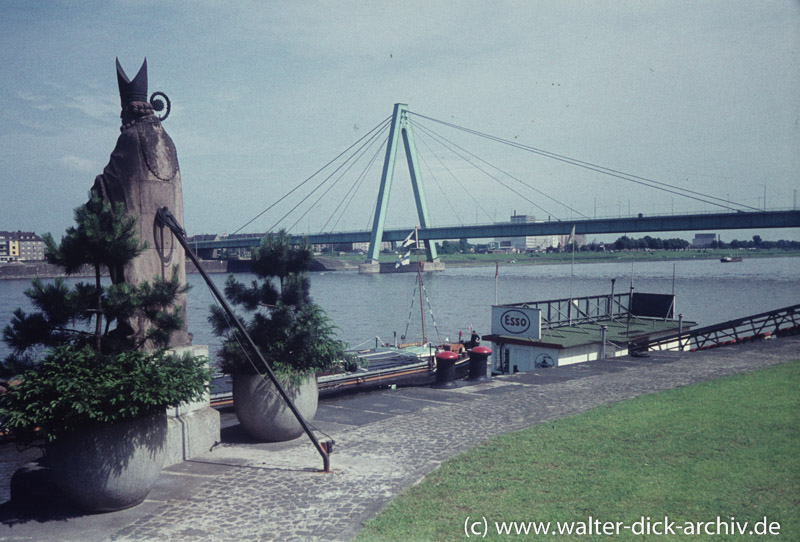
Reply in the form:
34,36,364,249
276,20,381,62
509,292,633,328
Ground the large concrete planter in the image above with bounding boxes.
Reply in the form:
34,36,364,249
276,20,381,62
47,411,167,513
232,373,318,442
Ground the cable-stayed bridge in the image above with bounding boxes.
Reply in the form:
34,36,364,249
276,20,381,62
193,210,799,250
192,104,800,266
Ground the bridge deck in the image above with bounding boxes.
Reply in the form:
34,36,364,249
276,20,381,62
192,210,800,250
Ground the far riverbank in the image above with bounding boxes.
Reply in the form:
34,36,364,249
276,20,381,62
0,256,357,280
2,248,798,280
322,247,800,268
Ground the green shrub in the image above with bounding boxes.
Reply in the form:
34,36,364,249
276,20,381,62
0,345,212,441
0,193,212,441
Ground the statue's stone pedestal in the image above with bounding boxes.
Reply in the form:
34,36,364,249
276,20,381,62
164,345,220,467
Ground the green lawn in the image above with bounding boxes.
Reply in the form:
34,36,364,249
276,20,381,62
357,361,800,541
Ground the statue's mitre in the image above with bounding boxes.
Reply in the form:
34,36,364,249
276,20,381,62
116,57,148,105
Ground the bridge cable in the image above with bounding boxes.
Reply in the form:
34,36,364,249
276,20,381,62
266,118,392,232
411,119,572,220
232,115,391,235
287,122,391,233
410,112,725,210
287,136,380,233
414,118,585,220
331,134,389,232
416,150,465,226
337,135,389,233
409,112,758,213
324,134,389,233
269,117,390,231
415,130,485,225
364,194,379,231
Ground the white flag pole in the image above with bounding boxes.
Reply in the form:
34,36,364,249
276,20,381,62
569,225,576,324
495,261,499,305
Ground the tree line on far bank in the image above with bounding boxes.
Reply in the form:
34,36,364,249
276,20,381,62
610,235,800,252
710,235,800,250
594,236,690,251
434,235,800,255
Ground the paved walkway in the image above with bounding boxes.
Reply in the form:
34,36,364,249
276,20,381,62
0,336,797,541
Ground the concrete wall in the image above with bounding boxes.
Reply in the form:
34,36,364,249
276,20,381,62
164,345,221,467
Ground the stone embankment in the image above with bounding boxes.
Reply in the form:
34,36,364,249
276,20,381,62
0,258,357,280
0,260,227,280
0,262,76,280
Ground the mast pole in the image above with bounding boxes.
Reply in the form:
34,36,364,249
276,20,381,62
155,208,331,472
415,227,426,345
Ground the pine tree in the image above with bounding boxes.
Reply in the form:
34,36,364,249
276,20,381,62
2,193,186,369
209,229,347,380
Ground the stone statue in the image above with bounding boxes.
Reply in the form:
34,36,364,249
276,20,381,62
91,58,190,349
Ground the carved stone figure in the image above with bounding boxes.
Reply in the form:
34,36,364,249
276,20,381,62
92,58,190,348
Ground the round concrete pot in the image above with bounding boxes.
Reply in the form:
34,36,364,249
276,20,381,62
232,373,318,442
47,411,167,513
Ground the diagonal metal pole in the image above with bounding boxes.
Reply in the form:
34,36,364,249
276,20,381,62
156,208,330,472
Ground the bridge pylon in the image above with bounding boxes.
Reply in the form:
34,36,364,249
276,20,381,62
364,103,439,266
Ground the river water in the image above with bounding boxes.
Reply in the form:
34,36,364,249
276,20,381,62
1,257,798,361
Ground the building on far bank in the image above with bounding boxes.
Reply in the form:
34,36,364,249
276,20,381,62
692,233,717,248
0,233,13,261
0,231,45,262
494,212,582,252
350,241,393,253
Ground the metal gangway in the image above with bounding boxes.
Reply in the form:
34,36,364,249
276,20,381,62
632,304,800,352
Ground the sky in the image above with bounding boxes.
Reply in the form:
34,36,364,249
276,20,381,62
1,0,798,243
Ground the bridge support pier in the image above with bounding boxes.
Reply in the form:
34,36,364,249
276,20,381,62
358,262,381,274
358,260,445,274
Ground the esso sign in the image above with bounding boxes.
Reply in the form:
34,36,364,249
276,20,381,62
491,306,541,339
500,310,530,333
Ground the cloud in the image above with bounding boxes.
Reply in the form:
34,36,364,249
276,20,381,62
67,94,119,121
60,154,101,174
14,88,117,125
15,91,57,115
17,91,46,102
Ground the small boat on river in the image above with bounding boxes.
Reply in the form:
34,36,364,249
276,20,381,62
720,256,743,263
318,340,471,396
211,339,475,404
